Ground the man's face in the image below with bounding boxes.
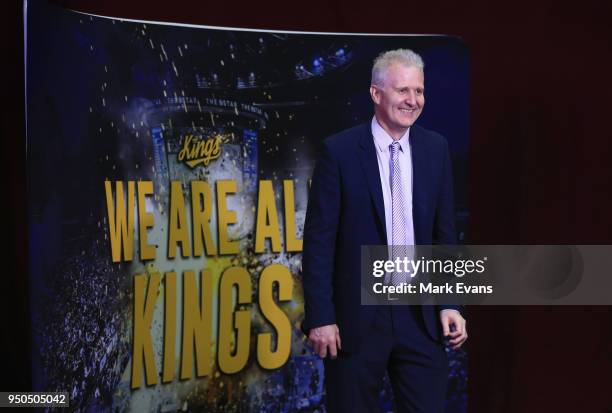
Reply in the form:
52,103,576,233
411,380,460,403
370,63,425,138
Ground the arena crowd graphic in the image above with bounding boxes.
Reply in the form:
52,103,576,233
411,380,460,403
27,2,469,411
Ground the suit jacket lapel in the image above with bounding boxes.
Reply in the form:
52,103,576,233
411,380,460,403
358,124,387,241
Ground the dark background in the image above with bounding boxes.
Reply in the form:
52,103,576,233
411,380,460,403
3,0,612,412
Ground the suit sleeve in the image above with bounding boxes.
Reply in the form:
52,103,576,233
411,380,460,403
300,140,341,335
434,138,464,315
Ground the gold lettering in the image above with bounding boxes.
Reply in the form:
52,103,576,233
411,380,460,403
255,180,282,253
131,273,160,389
168,181,191,258
216,180,239,255
137,181,156,261
162,272,176,383
218,266,251,374
283,180,302,252
177,134,222,168
257,264,293,369
104,180,135,262
181,270,214,379
191,181,216,256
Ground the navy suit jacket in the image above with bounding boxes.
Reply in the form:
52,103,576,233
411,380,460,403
301,121,459,353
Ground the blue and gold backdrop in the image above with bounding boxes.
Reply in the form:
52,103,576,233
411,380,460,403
27,2,469,411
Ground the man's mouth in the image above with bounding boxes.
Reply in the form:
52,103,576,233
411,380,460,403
399,108,416,113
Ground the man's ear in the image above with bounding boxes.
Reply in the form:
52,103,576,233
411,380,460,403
369,85,380,104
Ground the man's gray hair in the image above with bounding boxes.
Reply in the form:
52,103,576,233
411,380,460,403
371,49,424,86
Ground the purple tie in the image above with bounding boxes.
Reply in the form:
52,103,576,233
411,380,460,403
390,142,410,285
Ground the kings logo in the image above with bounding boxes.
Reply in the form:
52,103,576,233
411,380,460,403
177,133,222,168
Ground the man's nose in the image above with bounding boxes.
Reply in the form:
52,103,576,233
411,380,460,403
404,91,417,106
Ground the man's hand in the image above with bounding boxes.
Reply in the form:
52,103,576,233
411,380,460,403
308,324,342,359
440,309,467,350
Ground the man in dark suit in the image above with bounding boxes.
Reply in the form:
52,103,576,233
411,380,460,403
301,49,467,412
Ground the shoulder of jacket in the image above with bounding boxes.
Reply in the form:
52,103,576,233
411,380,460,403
323,123,369,152
412,123,448,149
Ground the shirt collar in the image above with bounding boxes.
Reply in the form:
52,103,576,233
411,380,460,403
371,116,410,153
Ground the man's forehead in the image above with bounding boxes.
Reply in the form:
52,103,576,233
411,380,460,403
385,64,424,85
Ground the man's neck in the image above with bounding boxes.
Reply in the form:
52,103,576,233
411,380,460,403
374,115,408,141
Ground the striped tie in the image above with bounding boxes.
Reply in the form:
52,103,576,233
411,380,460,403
390,141,410,286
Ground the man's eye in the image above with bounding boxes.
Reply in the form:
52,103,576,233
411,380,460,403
416,89,423,95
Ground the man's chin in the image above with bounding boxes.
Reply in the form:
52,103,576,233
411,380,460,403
396,116,419,128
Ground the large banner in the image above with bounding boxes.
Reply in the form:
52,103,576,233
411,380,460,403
27,2,469,411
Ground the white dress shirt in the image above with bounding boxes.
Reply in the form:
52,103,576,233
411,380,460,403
371,116,415,247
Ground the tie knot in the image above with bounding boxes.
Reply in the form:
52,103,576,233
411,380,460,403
390,141,401,157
